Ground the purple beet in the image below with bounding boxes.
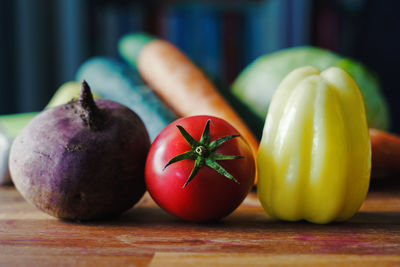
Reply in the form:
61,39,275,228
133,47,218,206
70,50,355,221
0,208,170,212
9,81,150,220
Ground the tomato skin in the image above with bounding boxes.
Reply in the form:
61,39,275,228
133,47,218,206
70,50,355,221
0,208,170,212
145,115,255,222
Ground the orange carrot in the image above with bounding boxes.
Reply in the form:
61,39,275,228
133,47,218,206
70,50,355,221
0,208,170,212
137,40,259,160
370,128,400,174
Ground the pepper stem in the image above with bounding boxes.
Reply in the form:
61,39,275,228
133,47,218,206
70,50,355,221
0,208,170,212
79,80,104,130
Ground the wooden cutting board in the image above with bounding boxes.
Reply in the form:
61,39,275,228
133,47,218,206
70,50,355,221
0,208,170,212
1,183,400,266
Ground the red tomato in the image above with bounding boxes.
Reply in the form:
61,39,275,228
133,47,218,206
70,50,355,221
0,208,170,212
145,115,255,222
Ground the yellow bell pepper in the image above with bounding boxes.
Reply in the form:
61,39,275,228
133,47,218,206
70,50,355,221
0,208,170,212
257,66,371,224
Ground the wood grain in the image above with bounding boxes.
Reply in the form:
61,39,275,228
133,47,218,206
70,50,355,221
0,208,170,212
150,253,400,267
1,185,400,266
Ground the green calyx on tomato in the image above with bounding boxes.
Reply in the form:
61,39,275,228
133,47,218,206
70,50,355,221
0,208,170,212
164,119,244,188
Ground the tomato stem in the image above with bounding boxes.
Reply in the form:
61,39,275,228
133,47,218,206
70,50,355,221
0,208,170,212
195,146,209,157
164,119,243,188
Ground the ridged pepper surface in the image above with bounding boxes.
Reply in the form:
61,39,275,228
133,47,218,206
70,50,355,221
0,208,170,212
257,66,371,224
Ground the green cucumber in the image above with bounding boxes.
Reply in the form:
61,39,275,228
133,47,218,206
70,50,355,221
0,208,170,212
76,57,177,141
118,33,155,71
0,112,38,139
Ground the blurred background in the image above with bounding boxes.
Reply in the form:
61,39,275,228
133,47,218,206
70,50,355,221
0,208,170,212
0,0,399,132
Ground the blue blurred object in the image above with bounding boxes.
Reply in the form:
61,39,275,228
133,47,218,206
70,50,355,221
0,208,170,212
1,0,399,132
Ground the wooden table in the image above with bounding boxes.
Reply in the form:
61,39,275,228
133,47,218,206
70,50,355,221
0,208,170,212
1,180,400,266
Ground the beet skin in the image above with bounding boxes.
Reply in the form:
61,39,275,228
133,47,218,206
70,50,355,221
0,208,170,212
9,81,150,220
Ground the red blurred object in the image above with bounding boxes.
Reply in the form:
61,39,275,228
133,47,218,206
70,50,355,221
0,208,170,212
370,128,400,175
